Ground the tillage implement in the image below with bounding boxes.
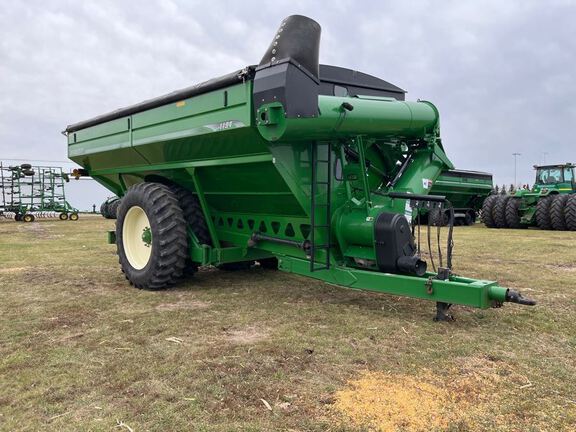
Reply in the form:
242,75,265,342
65,15,535,319
0,162,79,222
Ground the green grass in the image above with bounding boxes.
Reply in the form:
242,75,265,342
0,216,575,431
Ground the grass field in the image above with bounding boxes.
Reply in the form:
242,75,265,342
1,215,575,431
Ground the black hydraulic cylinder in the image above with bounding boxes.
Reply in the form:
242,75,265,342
249,232,311,252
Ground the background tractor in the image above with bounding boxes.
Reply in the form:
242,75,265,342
482,163,576,230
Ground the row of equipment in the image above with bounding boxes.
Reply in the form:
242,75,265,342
0,162,79,222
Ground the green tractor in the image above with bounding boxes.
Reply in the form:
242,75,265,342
482,163,576,230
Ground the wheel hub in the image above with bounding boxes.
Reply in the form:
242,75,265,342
141,227,152,246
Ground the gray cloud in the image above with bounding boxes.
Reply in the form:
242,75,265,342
1,0,574,209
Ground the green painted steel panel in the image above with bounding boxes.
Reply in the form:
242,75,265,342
65,69,528,310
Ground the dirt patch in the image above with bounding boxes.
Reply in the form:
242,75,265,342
16,222,64,239
0,267,28,274
155,300,211,311
40,311,95,331
330,354,558,431
545,263,576,272
331,371,467,431
225,325,270,345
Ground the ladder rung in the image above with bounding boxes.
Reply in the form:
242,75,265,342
315,159,330,163
315,181,329,185
312,244,331,249
313,224,330,228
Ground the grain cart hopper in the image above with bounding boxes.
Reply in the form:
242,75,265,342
64,15,535,319
483,163,576,230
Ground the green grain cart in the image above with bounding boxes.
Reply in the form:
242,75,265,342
424,169,493,226
65,15,534,319
482,163,576,230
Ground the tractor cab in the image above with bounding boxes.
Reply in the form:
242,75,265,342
533,163,575,193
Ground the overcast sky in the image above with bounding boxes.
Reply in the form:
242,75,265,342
1,0,574,210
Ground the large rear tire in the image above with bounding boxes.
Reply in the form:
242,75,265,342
116,183,188,290
100,201,108,218
492,195,510,228
564,195,576,231
481,195,498,228
463,211,474,226
108,199,121,219
170,185,211,245
169,184,212,276
429,208,448,227
535,196,553,230
550,195,569,231
505,198,523,229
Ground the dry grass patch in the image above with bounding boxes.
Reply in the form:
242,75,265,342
0,219,575,431
225,325,270,345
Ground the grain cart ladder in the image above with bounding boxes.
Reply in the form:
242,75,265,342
310,142,332,272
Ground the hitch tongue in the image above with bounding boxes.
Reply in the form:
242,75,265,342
505,289,536,306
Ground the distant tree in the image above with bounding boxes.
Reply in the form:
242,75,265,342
509,184,515,193
494,184,500,194
500,184,507,195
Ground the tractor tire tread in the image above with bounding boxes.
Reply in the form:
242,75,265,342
481,195,499,228
535,196,553,230
550,194,569,231
565,195,576,231
505,198,523,229
492,195,510,228
116,182,187,290
429,207,447,227
170,185,211,245
169,184,212,277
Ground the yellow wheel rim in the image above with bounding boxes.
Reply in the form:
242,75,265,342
123,206,152,270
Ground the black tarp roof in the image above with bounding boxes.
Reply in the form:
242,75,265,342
66,65,406,133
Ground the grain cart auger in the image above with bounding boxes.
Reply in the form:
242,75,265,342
64,15,535,319
482,163,576,230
